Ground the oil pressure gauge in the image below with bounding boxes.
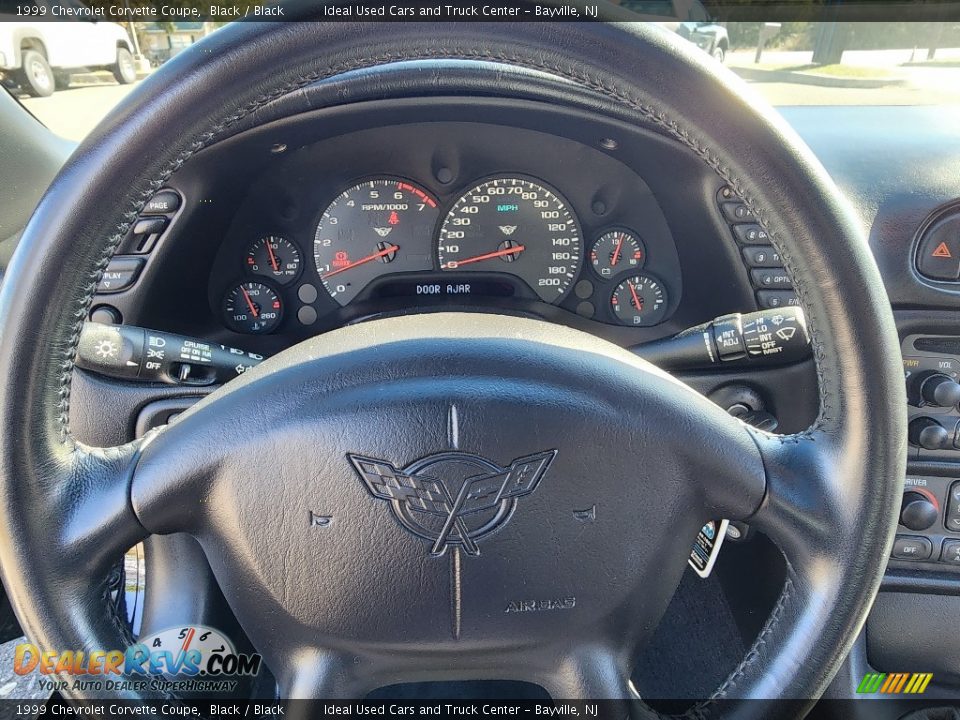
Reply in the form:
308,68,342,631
610,273,668,326
246,235,301,285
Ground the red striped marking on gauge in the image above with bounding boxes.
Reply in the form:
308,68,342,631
397,182,438,208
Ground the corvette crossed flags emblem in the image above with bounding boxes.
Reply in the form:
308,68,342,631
348,450,556,556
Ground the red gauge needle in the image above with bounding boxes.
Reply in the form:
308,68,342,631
628,281,643,311
322,244,399,279
443,244,526,269
239,285,259,318
265,241,280,272
611,234,624,267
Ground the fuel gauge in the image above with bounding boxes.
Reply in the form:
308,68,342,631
610,273,668,327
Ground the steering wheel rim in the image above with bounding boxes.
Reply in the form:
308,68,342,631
0,15,905,717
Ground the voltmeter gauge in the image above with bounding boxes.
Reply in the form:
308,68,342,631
610,273,669,327
223,281,283,334
590,229,645,278
246,235,301,285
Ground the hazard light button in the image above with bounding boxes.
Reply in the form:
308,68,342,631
917,216,960,281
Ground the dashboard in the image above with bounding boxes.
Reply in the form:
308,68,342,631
207,117,684,343
91,98,782,361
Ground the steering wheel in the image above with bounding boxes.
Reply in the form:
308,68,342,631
0,16,906,718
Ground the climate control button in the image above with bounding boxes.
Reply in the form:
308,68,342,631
899,491,939,531
891,535,933,561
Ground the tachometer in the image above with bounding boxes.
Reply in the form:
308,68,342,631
313,178,440,305
437,177,582,303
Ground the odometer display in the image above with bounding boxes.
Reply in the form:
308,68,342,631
437,178,582,303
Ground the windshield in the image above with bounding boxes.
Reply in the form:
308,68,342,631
1,19,959,141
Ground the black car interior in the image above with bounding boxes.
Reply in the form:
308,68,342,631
1,13,960,719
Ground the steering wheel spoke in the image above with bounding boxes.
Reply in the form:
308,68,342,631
535,647,638,701
276,649,385,700
57,444,149,578
746,429,850,573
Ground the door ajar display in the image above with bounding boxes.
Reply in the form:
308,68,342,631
437,177,582,303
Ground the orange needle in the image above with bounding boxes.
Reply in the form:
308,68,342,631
239,285,259,318
265,241,279,272
322,244,399,279
628,281,643,311
611,234,624,267
443,244,525,269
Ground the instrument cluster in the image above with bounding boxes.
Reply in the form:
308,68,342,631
219,174,673,335
207,118,686,342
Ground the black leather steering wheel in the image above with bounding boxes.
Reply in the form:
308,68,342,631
0,15,906,718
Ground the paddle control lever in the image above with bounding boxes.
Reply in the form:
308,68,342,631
76,322,264,385
635,307,810,370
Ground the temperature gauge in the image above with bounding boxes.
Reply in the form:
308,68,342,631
590,229,645,278
223,281,283,334
610,273,668,326
246,235,301,285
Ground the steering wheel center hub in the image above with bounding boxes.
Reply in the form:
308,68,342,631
132,314,737,666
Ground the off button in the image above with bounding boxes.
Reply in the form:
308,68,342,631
891,535,932,561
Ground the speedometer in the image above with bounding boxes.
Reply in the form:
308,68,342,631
437,177,582,303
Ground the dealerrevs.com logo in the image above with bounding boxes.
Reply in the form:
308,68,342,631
12,625,262,694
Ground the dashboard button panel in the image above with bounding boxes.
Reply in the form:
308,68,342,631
716,186,797,311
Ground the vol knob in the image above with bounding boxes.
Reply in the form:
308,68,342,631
921,373,960,408
909,417,952,450
900,491,939,531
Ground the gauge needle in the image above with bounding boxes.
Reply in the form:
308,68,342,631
611,234,624,266
322,244,399,279
628,281,643,311
239,285,259,318
443,244,526,269
265,242,279,272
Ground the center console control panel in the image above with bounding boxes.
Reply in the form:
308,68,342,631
903,334,960,460
896,335,960,569
892,475,960,569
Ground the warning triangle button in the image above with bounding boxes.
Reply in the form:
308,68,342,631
932,242,953,259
